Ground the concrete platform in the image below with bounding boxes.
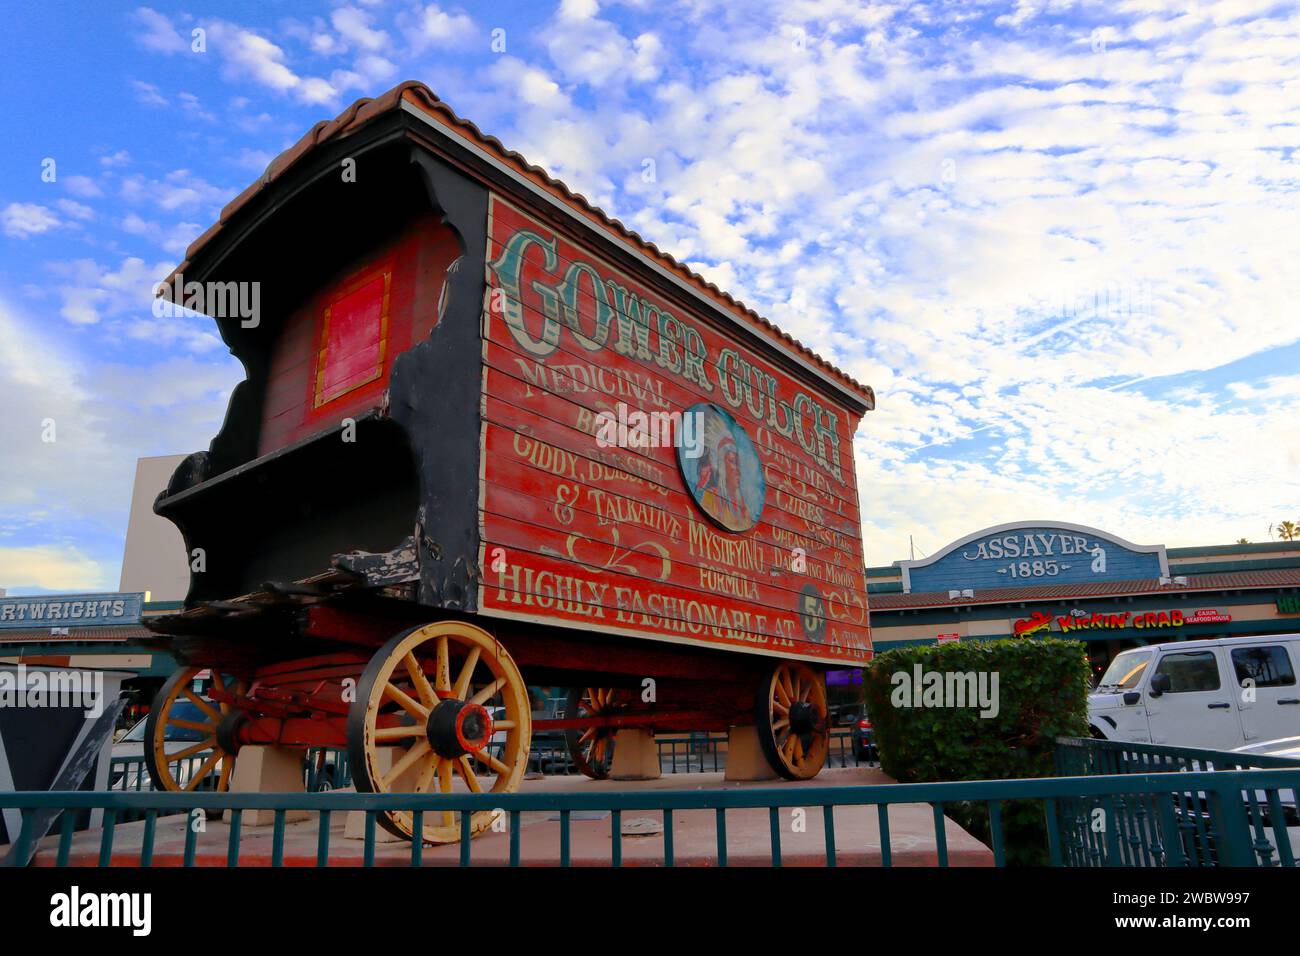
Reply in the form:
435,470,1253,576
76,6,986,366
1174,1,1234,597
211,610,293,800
31,767,993,867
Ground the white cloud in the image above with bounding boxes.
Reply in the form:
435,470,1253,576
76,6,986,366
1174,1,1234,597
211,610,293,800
331,6,390,52
207,20,340,105
119,213,203,257
48,256,173,326
55,199,94,221
409,4,476,49
131,79,169,107
118,169,232,212
0,546,110,593
2,203,60,239
542,7,661,87
131,6,188,54
99,150,132,168
65,175,103,197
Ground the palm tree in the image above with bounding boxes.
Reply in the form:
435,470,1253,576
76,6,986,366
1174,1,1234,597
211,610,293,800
1278,520,1300,542
1236,538,1250,545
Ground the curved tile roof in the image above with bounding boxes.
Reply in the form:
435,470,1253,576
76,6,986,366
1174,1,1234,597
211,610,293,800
165,80,874,405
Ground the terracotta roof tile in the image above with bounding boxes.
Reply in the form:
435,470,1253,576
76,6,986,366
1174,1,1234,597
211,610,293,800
870,568,1300,611
164,80,873,405
0,625,154,643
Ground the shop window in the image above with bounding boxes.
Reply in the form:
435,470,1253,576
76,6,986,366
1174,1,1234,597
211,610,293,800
1231,645,1296,688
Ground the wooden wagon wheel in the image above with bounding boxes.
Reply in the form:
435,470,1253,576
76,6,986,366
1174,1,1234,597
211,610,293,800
347,620,532,844
564,687,625,779
144,666,246,792
755,661,829,780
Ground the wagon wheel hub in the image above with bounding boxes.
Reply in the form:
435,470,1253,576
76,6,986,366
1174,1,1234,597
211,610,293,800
787,700,818,735
214,708,249,756
427,699,494,759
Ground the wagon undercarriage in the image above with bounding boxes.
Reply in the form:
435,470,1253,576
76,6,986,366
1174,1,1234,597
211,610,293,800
143,570,834,842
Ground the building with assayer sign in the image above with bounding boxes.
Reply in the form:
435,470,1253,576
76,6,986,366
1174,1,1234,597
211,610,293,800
863,521,1300,681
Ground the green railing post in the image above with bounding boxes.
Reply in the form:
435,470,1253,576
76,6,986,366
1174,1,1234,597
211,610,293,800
662,810,674,867
226,808,242,867
560,809,571,867
715,807,727,866
768,807,782,867
1044,799,1063,866
460,811,472,866
183,810,198,866
1208,778,1259,867
877,803,892,867
56,810,76,867
987,801,1005,867
363,811,376,867
931,803,948,867
822,805,837,867
141,810,157,867
316,809,331,867
97,809,116,867
272,810,286,868
410,811,423,866
509,810,521,866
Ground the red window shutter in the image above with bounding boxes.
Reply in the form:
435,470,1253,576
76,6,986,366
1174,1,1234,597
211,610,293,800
314,271,391,407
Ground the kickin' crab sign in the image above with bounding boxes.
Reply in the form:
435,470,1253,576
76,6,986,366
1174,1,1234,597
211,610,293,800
1014,607,1233,637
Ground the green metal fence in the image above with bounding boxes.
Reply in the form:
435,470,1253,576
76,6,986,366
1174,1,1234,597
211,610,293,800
1052,736,1299,867
7,764,1299,868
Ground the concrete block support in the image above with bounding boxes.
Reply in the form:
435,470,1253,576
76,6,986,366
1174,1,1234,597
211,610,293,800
229,746,309,826
724,726,778,781
610,729,661,780
344,748,407,842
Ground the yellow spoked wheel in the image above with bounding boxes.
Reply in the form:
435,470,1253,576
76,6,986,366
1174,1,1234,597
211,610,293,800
348,621,532,844
755,661,829,780
564,687,626,779
144,667,247,792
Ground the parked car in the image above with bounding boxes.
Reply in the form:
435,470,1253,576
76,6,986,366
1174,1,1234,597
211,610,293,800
850,713,877,763
829,702,864,727
1088,634,1300,750
1232,735,1300,815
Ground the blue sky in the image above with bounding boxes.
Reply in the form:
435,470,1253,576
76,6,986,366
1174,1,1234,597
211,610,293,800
1,0,1298,594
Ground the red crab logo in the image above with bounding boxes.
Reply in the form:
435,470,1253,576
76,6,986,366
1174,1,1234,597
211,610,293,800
1014,611,1053,638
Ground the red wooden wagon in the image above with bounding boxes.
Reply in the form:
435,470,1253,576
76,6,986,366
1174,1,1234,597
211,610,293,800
142,81,875,843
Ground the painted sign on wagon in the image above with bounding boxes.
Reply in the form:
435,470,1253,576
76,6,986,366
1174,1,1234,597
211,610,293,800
476,195,871,664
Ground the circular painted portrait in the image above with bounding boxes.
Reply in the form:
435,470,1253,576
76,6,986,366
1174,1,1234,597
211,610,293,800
677,403,765,533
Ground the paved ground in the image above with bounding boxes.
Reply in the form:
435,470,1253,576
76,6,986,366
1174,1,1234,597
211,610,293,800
32,766,993,867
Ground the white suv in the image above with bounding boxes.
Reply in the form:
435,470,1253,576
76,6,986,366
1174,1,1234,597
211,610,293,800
1088,634,1300,750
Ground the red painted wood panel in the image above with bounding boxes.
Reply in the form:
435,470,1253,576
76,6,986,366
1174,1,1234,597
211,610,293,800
478,195,872,665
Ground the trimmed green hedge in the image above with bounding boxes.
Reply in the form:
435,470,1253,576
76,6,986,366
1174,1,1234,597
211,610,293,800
861,637,1091,864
